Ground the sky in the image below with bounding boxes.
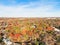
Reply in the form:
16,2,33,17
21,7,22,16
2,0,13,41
0,0,60,17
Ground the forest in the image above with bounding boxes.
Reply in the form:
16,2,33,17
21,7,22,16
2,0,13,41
0,18,60,45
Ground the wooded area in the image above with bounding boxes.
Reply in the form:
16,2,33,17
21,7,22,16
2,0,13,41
0,18,60,45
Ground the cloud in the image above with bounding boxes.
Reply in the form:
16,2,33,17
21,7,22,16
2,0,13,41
0,0,60,17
